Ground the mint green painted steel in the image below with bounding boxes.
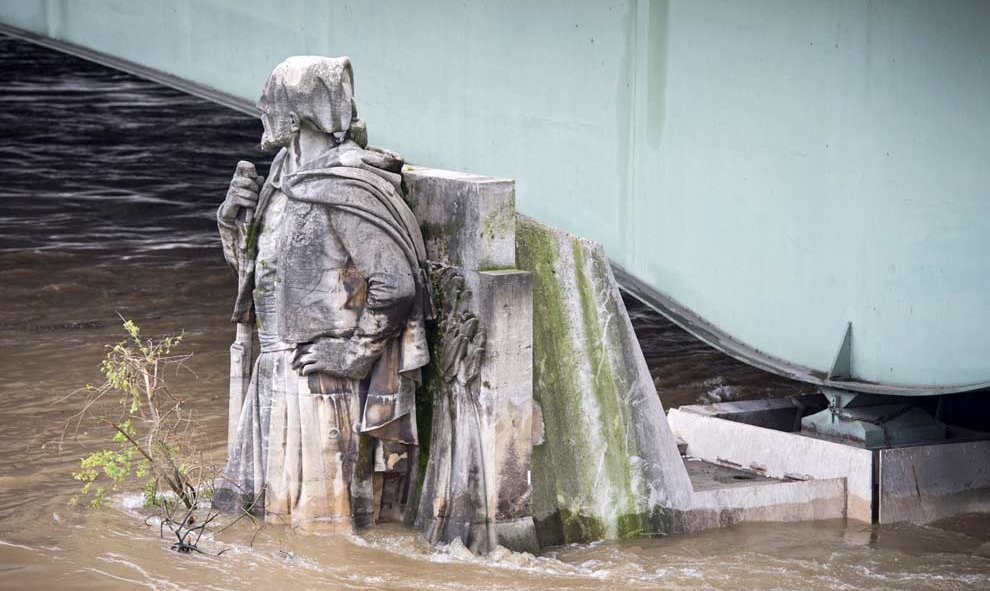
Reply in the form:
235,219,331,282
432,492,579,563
3,0,988,391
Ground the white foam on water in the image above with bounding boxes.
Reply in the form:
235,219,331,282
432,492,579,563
0,539,35,551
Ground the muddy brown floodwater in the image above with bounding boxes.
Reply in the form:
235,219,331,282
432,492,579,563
1,35,988,591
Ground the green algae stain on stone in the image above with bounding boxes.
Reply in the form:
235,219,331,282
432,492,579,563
558,508,607,543
517,218,598,544
571,238,636,508
516,216,691,545
516,217,648,544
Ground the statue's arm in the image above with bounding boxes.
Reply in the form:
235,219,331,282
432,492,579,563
217,160,263,272
335,210,417,376
216,208,241,271
293,210,416,379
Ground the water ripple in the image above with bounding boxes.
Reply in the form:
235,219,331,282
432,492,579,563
0,35,268,261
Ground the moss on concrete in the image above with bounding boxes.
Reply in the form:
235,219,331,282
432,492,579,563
571,238,637,519
537,507,678,547
516,216,687,545
558,508,607,542
517,218,648,544
404,266,446,525
517,218,596,544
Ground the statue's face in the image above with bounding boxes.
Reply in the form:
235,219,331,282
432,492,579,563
259,105,294,153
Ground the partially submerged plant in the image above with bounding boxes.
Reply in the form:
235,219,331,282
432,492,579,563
61,318,225,553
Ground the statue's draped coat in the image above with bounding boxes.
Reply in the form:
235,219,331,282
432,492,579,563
213,57,429,530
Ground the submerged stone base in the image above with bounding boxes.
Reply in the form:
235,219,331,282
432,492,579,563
670,397,990,525
878,440,990,523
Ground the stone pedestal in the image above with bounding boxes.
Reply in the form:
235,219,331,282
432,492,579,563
403,166,538,554
476,270,537,552
403,167,515,271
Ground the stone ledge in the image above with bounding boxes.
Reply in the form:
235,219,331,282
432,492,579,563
669,406,874,522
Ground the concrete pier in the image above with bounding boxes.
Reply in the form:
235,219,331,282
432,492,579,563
517,218,873,544
404,172,869,550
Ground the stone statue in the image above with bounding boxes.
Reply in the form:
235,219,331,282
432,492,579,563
212,56,430,532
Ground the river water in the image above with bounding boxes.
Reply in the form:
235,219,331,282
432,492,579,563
1,35,988,591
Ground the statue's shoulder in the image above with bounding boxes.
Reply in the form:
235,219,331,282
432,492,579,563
281,170,393,222
359,145,404,174
283,146,404,207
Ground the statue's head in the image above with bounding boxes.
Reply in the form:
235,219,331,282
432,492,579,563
257,56,367,153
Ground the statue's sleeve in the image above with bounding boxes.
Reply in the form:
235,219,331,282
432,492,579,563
328,209,417,379
216,205,240,271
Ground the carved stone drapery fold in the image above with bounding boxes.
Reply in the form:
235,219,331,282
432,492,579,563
413,265,495,554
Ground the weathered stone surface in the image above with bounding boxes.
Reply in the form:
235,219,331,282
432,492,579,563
404,166,515,271
513,217,856,542
404,167,536,554
879,440,990,524
476,270,537,552
227,323,252,454
515,215,694,546
413,265,494,552
413,266,537,554
684,477,847,527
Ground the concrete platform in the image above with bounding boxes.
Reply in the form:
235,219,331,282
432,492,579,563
673,455,848,531
683,457,778,492
668,396,990,525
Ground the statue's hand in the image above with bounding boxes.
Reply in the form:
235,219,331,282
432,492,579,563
291,337,350,377
219,161,265,223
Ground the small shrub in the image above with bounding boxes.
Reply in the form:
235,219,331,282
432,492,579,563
62,318,224,553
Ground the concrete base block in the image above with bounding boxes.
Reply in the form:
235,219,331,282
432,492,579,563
670,399,990,526
879,440,990,523
669,403,875,522
495,517,540,555
683,477,848,529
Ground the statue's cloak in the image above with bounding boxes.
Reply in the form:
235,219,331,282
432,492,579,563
279,144,431,441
